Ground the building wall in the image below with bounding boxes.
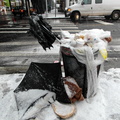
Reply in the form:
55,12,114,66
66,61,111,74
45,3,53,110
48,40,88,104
0,0,4,6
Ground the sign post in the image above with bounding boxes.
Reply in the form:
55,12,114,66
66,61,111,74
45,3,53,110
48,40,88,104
46,0,48,17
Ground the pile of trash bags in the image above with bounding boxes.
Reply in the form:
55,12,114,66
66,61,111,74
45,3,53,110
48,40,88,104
14,27,112,119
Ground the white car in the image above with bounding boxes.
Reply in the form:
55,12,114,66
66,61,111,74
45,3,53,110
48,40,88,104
65,0,120,21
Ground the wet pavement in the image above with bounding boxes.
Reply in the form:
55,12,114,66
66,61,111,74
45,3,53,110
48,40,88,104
0,9,66,28
0,11,29,28
1,11,120,73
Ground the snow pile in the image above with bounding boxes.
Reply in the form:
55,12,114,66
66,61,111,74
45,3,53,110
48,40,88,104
0,68,120,120
0,74,24,100
100,68,120,119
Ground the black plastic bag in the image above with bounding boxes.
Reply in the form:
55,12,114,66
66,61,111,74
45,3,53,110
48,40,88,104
14,62,71,103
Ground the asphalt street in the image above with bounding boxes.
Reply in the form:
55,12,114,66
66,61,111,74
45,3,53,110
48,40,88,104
0,13,120,74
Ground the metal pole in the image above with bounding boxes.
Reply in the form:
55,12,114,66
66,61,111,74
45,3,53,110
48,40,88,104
66,0,69,7
46,0,48,17
55,0,56,17
26,0,30,16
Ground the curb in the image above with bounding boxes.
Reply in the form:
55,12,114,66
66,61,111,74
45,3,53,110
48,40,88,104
43,16,69,19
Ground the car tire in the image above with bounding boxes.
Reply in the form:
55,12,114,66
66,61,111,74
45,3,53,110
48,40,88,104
71,12,80,22
111,11,120,20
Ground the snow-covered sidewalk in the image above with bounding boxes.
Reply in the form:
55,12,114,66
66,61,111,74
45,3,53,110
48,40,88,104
0,68,120,120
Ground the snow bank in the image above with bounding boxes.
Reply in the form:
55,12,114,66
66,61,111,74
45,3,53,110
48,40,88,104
0,68,120,120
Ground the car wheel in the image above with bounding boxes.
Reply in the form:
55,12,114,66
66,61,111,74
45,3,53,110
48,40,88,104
71,12,80,22
111,11,120,20
104,16,111,20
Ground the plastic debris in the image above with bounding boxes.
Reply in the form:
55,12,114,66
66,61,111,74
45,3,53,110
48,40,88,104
52,101,76,119
63,76,84,103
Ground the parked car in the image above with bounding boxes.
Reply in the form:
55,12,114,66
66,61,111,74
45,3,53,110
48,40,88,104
65,0,120,21
11,6,26,16
11,6,36,16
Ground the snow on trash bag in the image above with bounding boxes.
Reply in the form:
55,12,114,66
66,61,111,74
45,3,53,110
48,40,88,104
60,29,112,100
14,62,71,104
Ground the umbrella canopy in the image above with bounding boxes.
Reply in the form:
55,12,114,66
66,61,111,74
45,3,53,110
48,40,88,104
29,14,60,50
14,62,71,103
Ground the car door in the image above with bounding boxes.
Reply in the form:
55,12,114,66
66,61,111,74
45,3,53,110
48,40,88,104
92,0,106,16
80,0,93,16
